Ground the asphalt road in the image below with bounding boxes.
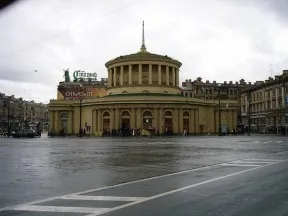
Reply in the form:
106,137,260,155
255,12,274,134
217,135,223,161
0,135,288,215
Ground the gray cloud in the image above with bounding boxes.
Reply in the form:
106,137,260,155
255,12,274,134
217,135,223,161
0,0,288,102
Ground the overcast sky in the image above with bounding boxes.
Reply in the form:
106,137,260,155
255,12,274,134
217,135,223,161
0,0,288,103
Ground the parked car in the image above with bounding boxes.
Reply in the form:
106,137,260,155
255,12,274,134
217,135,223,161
12,129,38,138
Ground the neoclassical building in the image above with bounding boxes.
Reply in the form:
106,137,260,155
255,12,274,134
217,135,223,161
48,23,240,135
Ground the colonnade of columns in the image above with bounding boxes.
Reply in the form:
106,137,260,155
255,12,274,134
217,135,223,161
107,64,180,87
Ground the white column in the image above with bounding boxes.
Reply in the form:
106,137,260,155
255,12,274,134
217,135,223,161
113,67,117,87
138,64,142,84
166,66,169,85
158,65,161,85
172,67,176,86
149,64,152,84
129,65,132,85
120,66,124,85
176,68,179,87
108,69,112,87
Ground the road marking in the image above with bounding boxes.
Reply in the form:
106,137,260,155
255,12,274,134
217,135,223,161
231,161,272,164
219,163,261,167
11,205,108,213
242,158,280,162
87,158,288,216
1,150,287,213
61,195,147,202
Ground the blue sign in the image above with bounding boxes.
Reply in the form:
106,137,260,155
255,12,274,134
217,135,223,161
286,96,288,104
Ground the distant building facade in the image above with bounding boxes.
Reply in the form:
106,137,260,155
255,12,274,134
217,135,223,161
240,70,288,133
0,94,24,133
0,93,48,133
181,77,247,100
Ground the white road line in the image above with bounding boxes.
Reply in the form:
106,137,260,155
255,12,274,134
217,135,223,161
242,159,281,162
231,161,271,164
11,205,108,213
87,159,288,216
219,163,261,167
61,195,147,202
1,150,287,213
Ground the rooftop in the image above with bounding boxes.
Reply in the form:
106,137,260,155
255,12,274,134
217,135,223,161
105,21,182,68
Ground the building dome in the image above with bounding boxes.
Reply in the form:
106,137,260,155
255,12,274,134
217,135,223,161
106,22,182,96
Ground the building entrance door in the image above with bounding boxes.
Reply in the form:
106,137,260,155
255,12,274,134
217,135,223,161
121,118,130,129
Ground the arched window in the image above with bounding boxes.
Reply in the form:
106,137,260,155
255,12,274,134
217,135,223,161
142,90,149,93
103,111,110,118
122,91,127,94
163,91,168,94
122,111,130,117
183,111,189,117
60,113,68,119
143,111,152,118
165,111,172,117
185,92,188,97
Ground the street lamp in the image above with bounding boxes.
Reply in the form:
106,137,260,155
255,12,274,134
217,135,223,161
78,84,84,137
217,84,222,136
247,90,251,136
283,78,287,134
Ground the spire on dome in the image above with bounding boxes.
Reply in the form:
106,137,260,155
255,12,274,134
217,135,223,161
140,20,147,52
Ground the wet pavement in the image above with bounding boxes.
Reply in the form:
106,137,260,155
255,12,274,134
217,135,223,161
0,135,288,215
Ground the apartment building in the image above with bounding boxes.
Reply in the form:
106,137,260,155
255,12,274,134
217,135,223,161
241,70,288,132
181,77,248,101
0,93,49,133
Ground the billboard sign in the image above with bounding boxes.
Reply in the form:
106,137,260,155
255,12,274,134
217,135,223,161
57,86,106,100
73,70,97,81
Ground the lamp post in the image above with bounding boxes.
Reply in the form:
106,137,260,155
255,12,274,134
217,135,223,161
78,84,83,137
283,78,287,134
247,90,251,136
217,84,222,136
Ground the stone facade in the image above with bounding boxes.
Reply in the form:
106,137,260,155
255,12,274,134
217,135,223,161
48,25,240,136
0,93,48,133
241,70,288,132
181,77,247,100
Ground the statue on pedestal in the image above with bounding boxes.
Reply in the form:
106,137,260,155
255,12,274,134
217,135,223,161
63,68,71,82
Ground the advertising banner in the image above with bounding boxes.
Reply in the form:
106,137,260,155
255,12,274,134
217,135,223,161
57,86,106,100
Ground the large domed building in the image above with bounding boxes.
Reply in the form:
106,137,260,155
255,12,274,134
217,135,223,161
48,22,239,136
